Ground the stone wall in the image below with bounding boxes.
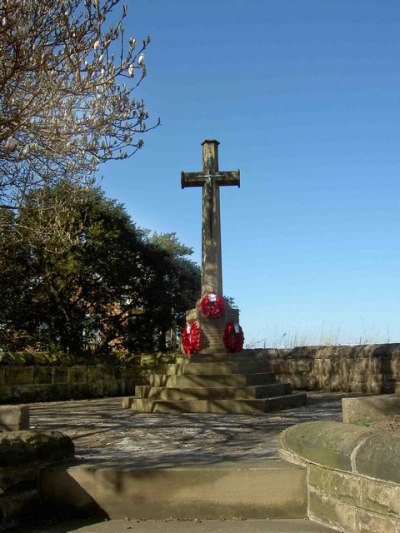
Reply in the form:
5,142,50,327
1,343,400,403
279,420,400,532
249,343,400,393
0,430,74,529
0,364,158,403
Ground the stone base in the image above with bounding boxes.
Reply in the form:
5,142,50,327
128,354,307,414
186,306,239,354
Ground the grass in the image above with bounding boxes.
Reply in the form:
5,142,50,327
245,321,390,349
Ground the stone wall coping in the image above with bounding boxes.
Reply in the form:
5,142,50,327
279,420,400,485
248,342,400,359
342,394,400,425
0,430,74,467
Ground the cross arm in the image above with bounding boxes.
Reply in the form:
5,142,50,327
181,172,205,189
181,170,240,189
216,170,240,187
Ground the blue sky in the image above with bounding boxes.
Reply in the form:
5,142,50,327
101,0,400,347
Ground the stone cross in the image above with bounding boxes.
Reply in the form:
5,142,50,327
181,140,240,297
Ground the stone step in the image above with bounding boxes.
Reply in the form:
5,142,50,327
186,352,259,363
40,459,307,520
184,361,270,375
160,361,270,376
135,383,291,400
26,518,336,532
148,372,277,388
130,393,307,414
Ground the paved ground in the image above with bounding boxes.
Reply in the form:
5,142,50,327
20,518,334,532
29,392,354,468
22,393,353,532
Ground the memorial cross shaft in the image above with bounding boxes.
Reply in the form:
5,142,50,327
181,140,240,297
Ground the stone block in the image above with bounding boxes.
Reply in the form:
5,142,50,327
52,367,69,384
0,405,29,431
0,464,37,492
284,373,318,390
308,465,361,507
290,360,312,373
33,366,53,384
360,476,400,516
313,358,333,375
68,366,87,384
308,489,356,531
0,489,41,526
355,431,400,484
355,507,400,533
5,367,34,385
0,430,74,467
342,394,400,425
121,397,134,408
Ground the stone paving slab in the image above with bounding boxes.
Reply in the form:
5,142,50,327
28,393,358,468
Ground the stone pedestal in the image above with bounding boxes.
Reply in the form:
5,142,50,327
186,306,239,354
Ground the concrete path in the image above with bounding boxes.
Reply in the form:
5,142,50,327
24,393,354,532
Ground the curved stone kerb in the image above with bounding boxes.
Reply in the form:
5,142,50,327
279,421,400,485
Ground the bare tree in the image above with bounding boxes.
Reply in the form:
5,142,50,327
0,0,159,211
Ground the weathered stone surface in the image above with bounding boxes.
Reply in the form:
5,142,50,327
33,366,53,384
130,394,306,414
0,364,141,403
133,353,306,414
0,430,74,467
0,463,39,492
360,476,400,516
354,431,400,484
148,372,277,388
135,383,290,400
355,508,400,533
280,419,400,531
0,489,41,525
308,489,356,531
41,459,307,520
0,405,29,431
5,366,34,385
342,394,400,425
249,343,400,393
279,421,375,470
308,465,361,507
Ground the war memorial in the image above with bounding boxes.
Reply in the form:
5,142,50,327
130,140,307,414
0,142,399,532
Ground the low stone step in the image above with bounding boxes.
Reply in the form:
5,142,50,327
188,352,259,363
135,383,291,401
148,372,277,388
130,393,307,414
161,361,270,376
41,459,307,520
183,361,270,375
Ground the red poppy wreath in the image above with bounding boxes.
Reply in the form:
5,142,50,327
181,321,201,355
199,291,225,318
223,321,244,353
